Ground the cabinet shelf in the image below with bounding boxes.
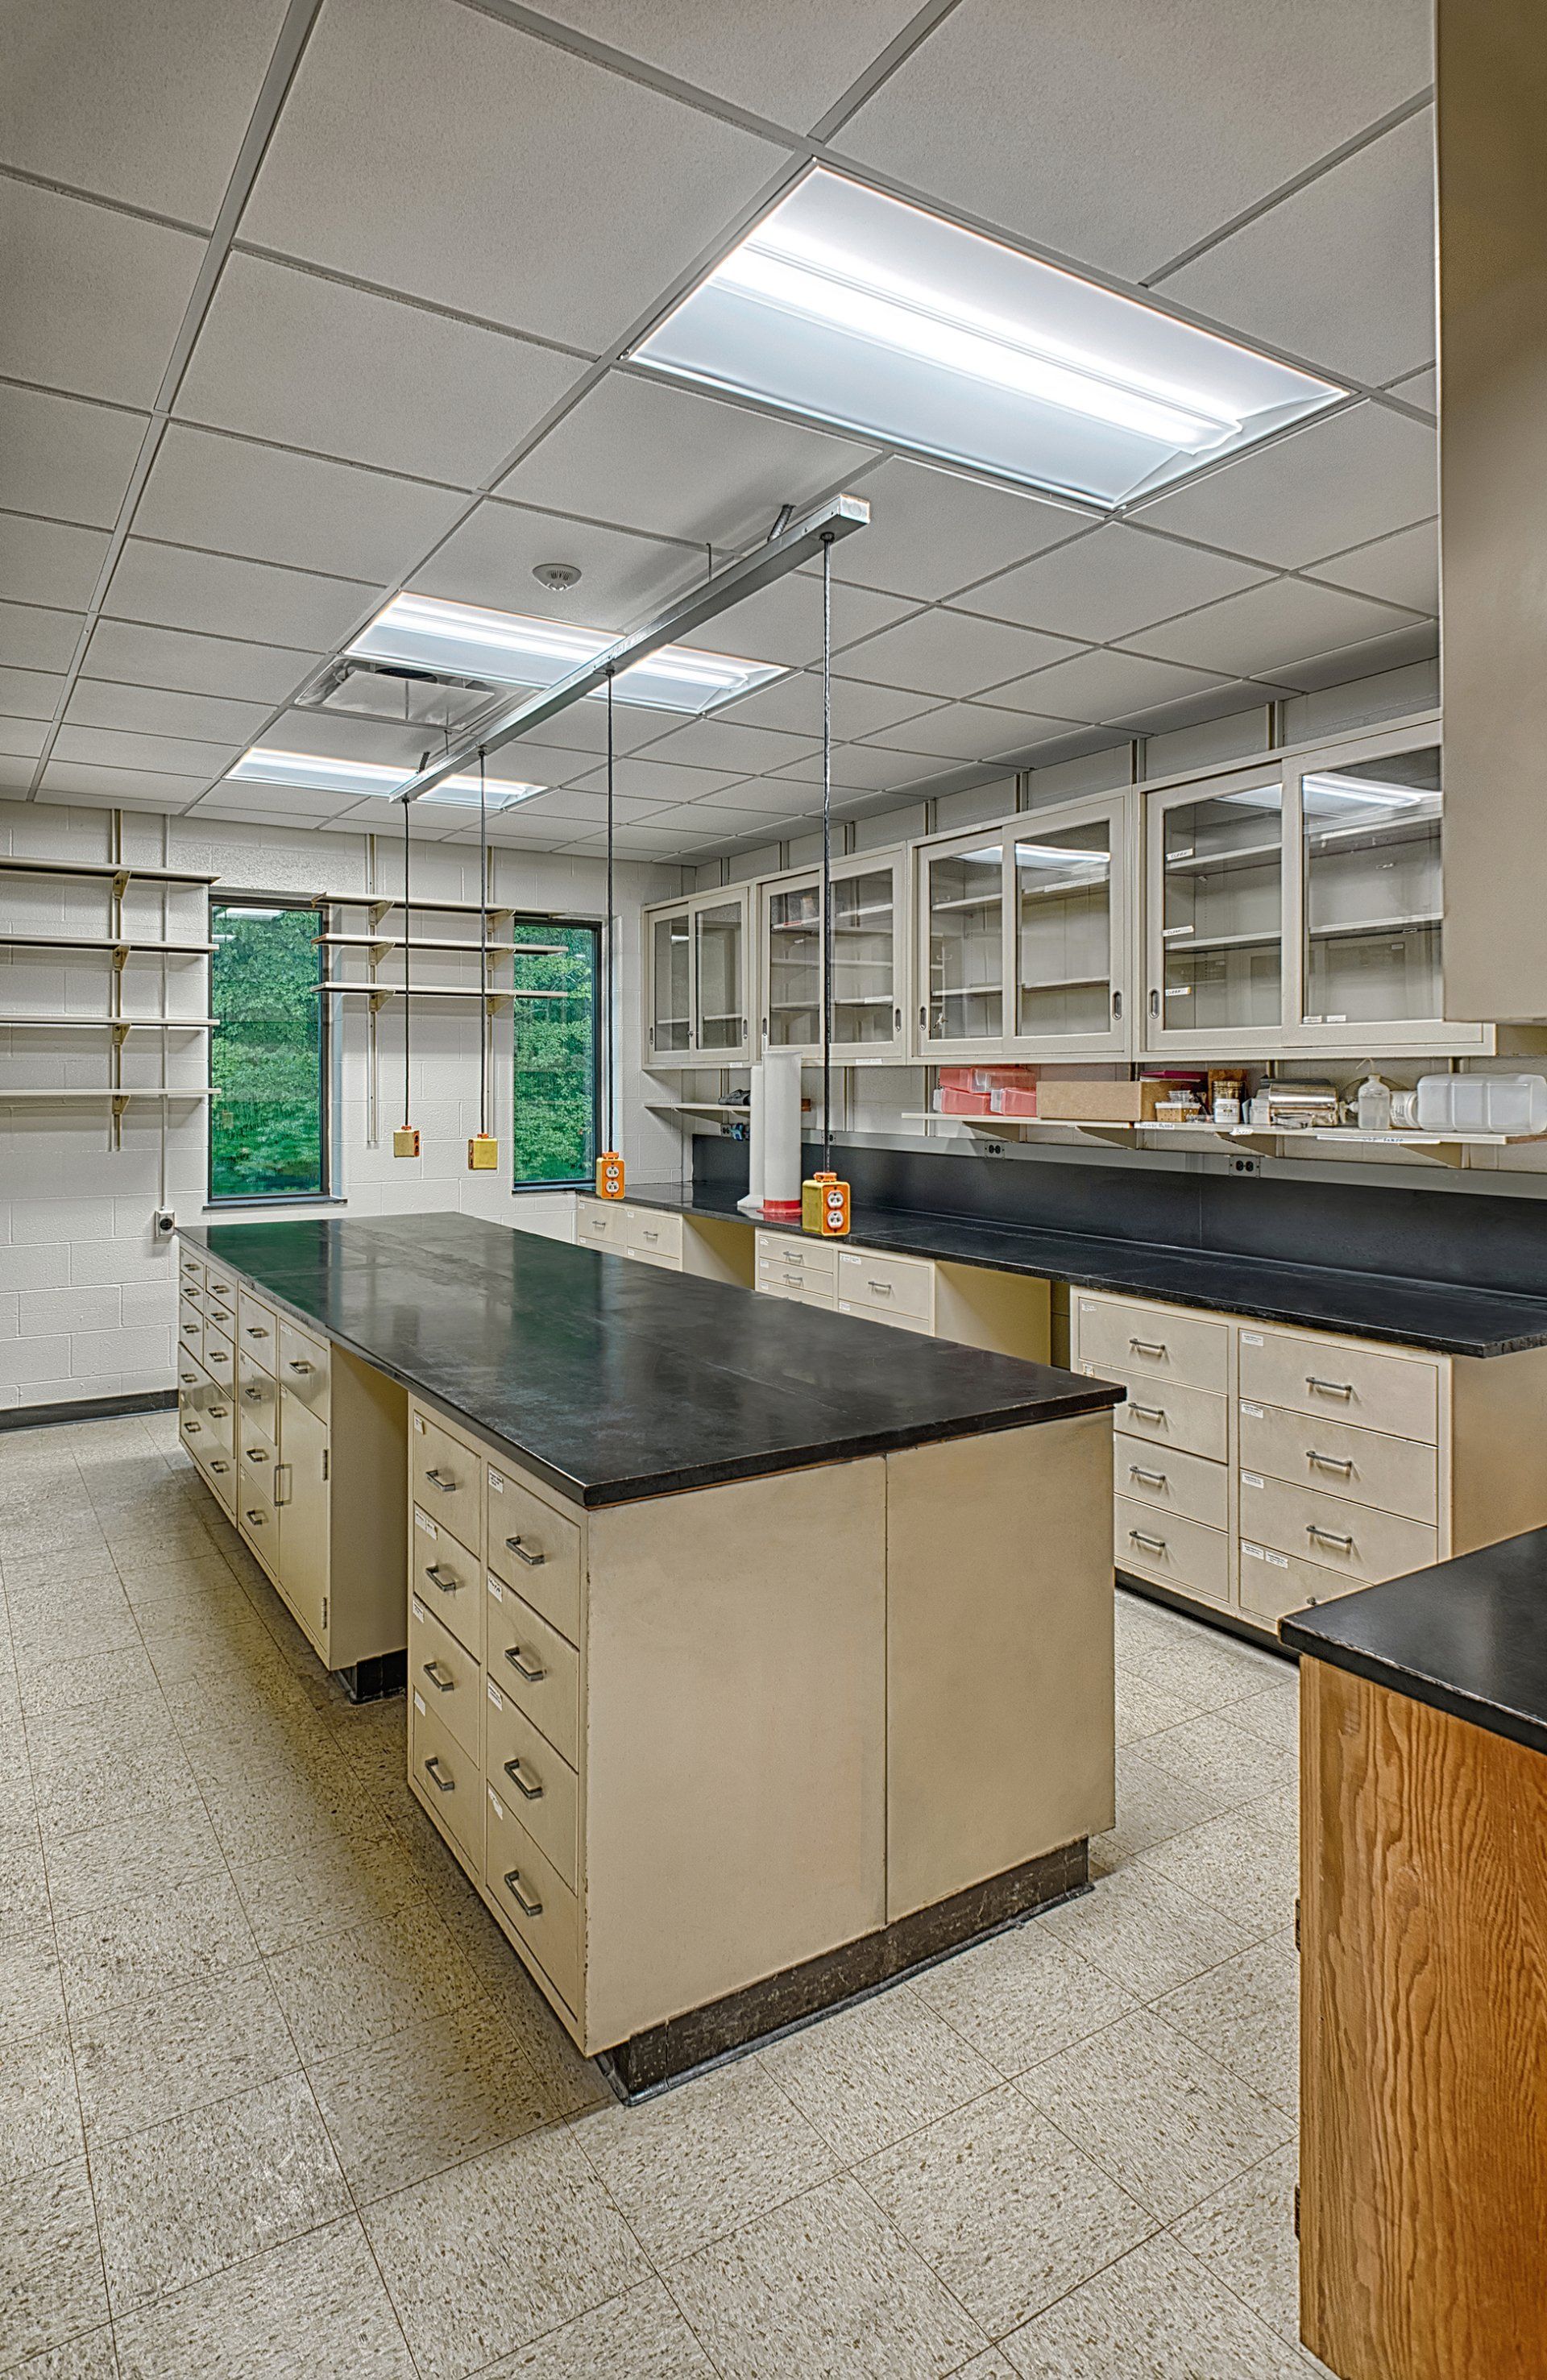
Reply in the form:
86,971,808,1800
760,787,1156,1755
0,856,220,888
0,932,215,957
1163,840,1281,875
1162,927,1279,955
1018,972,1109,991
1305,912,1441,941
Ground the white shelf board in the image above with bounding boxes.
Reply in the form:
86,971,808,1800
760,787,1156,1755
317,933,565,957
0,856,219,887
339,895,516,920
312,981,567,1004
1305,913,1441,940
0,1015,217,1030
0,932,215,956
0,1085,216,1103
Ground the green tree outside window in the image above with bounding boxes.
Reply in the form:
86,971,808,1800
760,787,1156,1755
209,903,326,1201
512,920,599,1188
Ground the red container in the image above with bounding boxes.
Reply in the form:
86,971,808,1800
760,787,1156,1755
936,1067,980,1091
935,1088,993,1115
989,1087,1039,1116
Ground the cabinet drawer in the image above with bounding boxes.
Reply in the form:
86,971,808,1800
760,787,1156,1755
204,1262,238,1308
485,1782,581,2015
1238,1400,1437,1524
487,1465,581,1645
200,1441,236,1516
1239,1539,1371,1627
755,1231,837,1285
411,1507,483,1661
484,1677,578,1891
410,1690,481,1869
837,1246,934,1324
837,1299,932,1336
278,1321,330,1421
202,1383,235,1458
236,1350,278,1447
410,1409,483,1556
1237,1328,1438,1445
202,1325,235,1387
238,1292,280,1374
178,1250,204,1297
760,1275,838,1312
1115,1496,1229,1607
575,1199,627,1252
1089,1365,1227,1463
1115,1432,1228,1530
205,1295,236,1338
1076,1296,1229,1395
409,1593,480,1762
628,1250,682,1272
238,1455,280,1575
1237,1470,1437,1585
483,1575,579,1768
176,1297,204,1363
238,1428,278,1505
625,1207,683,1262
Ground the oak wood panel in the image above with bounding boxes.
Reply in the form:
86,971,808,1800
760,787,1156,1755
1300,1656,1547,2378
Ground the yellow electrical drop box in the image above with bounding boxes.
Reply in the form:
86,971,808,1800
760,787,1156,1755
467,1134,499,1170
595,1151,625,1199
392,1126,420,1158
802,1172,850,1235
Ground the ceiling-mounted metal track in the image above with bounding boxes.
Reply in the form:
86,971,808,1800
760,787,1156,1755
393,491,870,802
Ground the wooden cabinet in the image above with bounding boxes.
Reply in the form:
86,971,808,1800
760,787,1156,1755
642,885,751,1067
758,848,907,1063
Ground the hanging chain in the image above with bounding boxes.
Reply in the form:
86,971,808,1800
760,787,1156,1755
605,666,616,1158
401,787,411,1130
479,748,489,1139
821,530,833,1175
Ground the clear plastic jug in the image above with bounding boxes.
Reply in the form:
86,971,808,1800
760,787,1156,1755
1412,1074,1547,1136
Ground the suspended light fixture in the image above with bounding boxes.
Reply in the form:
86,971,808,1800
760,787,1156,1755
392,790,420,1157
468,750,499,1171
594,669,625,1203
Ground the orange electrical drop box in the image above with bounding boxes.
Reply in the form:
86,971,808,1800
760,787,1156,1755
802,1172,850,1236
595,1151,625,1200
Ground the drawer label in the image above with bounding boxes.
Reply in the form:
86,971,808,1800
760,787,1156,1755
1266,1548,1288,1568
487,1575,504,1602
413,1690,425,1715
488,1787,505,1820
489,1472,504,1495
414,1511,437,1540
413,1415,426,1436
487,1680,503,1709
1240,1402,1263,1419
1242,1539,1263,1559
411,1598,426,1623
1241,1332,1264,1346
1241,1471,1263,1490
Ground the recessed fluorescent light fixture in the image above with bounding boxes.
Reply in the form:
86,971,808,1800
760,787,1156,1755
350,593,785,715
227,749,545,811
632,168,1346,509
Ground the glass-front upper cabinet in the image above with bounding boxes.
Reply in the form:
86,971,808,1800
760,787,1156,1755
917,794,1133,1059
1288,728,1450,1047
643,887,751,1066
757,852,906,1062
1144,768,1288,1052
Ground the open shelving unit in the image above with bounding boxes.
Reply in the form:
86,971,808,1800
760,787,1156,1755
902,1110,1547,1167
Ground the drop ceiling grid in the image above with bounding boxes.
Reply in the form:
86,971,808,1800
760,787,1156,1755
1,0,1439,848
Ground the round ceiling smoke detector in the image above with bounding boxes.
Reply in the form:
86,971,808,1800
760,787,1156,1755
533,562,582,593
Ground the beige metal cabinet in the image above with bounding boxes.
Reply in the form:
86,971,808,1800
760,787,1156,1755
574,1199,753,1289
642,885,752,1067
276,1391,330,1647
750,1222,1049,1358
758,848,908,1063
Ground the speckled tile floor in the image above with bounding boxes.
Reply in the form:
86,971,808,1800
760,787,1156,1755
0,1412,1332,2379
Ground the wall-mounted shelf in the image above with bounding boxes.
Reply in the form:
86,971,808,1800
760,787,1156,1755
645,1101,753,1118
902,1112,1547,1167
0,1086,216,1105
0,856,220,888
0,1014,218,1031
342,895,516,923
316,934,566,959
313,980,569,1007
0,932,216,958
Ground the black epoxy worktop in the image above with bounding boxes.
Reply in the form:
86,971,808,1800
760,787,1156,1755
186,1213,1121,1508
1282,1532,1547,1758
616,1182,1547,1358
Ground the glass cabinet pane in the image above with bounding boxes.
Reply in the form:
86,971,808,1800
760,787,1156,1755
1016,822,1112,1038
1302,748,1441,1025
653,912,691,1053
1160,786,1282,1032
695,900,744,1051
765,883,820,1047
832,865,896,1047
926,843,1002,1040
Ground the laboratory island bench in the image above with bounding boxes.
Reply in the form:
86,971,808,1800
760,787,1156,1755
176,1213,1122,2094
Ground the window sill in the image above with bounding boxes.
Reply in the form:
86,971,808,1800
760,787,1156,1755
203,1195,346,1213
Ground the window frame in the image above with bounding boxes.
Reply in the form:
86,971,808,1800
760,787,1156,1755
206,894,332,1209
510,910,603,1194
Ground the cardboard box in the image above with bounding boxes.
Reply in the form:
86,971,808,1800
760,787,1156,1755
1035,1076,1204,1122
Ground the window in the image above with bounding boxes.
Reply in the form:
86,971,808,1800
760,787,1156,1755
512,919,600,1188
209,902,327,1203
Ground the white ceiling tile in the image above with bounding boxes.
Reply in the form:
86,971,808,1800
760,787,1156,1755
39,759,213,805
766,739,965,790
993,647,1229,726
1130,404,1437,569
677,573,915,669
1159,110,1437,386
189,782,356,820
508,790,670,825
412,500,700,626
0,716,47,760
567,756,743,803
0,179,203,408
632,718,817,775
104,541,377,651
0,512,109,611
566,824,707,856
522,1,926,126
641,801,798,839
0,665,64,722
1310,521,1438,613
134,425,467,583
960,524,1268,643
491,704,691,759
836,607,1080,699
0,599,86,674
1388,363,1437,417
858,703,1038,764
837,0,1433,280
675,777,813,814
1131,577,1420,678
243,0,782,349
176,255,589,490
64,680,269,745
836,456,1085,601
0,386,147,531
1264,619,1438,694
498,373,877,546
1,0,292,228
259,708,431,769
1106,681,1283,736
52,723,237,778
83,617,320,705
715,670,942,736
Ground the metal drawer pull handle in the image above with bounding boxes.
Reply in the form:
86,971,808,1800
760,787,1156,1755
425,1468,457,1493
246,1325,268,1338
1129,1465,1168,1487
181,1323,198,1335
425,1564,458,1594
209,1404,229,1419
180,1370,197,1384
1130,1337,1167,1358
424,1756,454,1793
1129,1403,1165,1424
1307,1524,1355,1551
504,1644,546,1684
868,1279,894,1294
287,1357,314,1374
504,1756,543,1801
185,1420,202,1433
1129,1528,1168,1553
245,1508,266,1527
1307,1451,1354,1476
247,1445,269,1462
504,1868,543,1918
1306,1375,1354,1399
242,1386,264,1401
209,1459,229,1474
505,1535,547,1569
422,1660,454,1694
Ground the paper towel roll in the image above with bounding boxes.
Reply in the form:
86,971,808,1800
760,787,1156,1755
762,1050,803,1217
736,1060,765,1214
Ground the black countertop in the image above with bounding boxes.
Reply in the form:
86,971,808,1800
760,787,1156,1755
612,1183,1547,1358
186,1213,1122,1509
1281,1531,1547,1759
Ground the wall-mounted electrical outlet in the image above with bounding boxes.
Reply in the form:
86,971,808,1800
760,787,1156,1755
1228,1155,1261,1177
154,1209,176,1238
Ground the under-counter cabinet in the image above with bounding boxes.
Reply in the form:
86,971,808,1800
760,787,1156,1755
574,1197,753,1286
1072,1285,1547,1636
178,1244,408,1687
642,885,752,1066
753,1225,1050,1358
757,848,909,1062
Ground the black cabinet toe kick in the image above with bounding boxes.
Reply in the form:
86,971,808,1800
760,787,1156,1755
339,1651,407,1703
595,1835,1089,2101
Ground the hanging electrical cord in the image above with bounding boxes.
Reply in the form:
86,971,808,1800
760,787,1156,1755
401,788,411,1132
605,666,616,1155
821,529,834,1175
479,748,489,1140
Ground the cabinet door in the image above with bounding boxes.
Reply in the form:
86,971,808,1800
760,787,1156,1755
693,894,749,1059
762,873,821,1054
277,1391,330,1652
647,905,692,1063
831,852,906,1059
918,831,1008,1055
1007,794,1132,1057
1145,769,1288,1053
